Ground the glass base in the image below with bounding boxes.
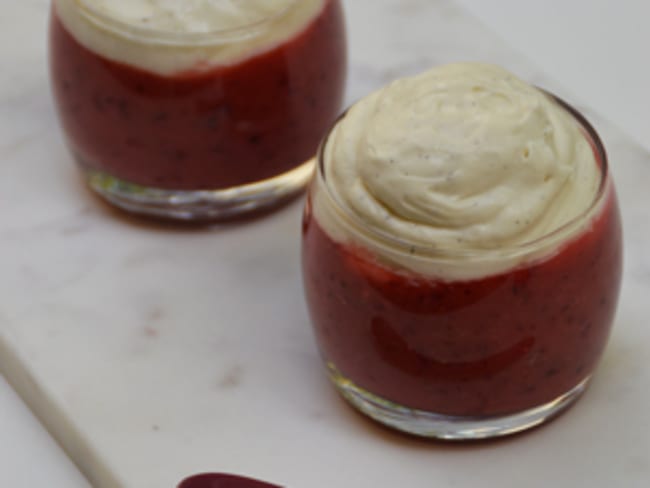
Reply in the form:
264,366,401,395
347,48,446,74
327,364,590,440
82,159,315,222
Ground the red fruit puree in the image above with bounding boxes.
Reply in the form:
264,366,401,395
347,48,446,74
302,188,622,417
49,0,346,190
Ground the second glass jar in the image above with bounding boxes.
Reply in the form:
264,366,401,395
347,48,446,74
49,0,347,220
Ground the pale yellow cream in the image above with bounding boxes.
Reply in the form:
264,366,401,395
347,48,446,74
314,63,604,280
54,0,325,75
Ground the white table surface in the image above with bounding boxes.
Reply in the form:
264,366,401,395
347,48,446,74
456,0,650,153
0,1,648,486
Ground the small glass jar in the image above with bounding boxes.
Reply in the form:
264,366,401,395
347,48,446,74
302,95,623,439
49,0,347,221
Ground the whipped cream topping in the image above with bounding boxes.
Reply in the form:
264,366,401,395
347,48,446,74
53,0,325,75
77,0,297,34
314,63,605,280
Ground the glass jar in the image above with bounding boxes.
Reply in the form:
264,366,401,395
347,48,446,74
301,94,623,439
49,0,347,221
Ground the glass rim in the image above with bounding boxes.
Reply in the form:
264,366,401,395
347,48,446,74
316,89,610,261
72,0,301,46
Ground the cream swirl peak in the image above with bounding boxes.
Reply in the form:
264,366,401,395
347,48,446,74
315,63,603,278
322,63,600,249
53,0,325,74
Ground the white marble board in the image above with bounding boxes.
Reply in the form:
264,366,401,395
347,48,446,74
1,0,649,487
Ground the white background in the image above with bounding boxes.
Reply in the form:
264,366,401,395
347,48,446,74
1,0,648,486
456,0,650,152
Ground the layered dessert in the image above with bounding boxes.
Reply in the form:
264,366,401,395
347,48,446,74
49,0,346,218
302,63,622,437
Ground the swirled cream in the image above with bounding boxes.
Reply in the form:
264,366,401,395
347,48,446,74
53,0,325,75
313,63,604,280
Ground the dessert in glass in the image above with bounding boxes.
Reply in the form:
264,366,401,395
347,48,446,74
302,63,623,439
49,0,347,221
